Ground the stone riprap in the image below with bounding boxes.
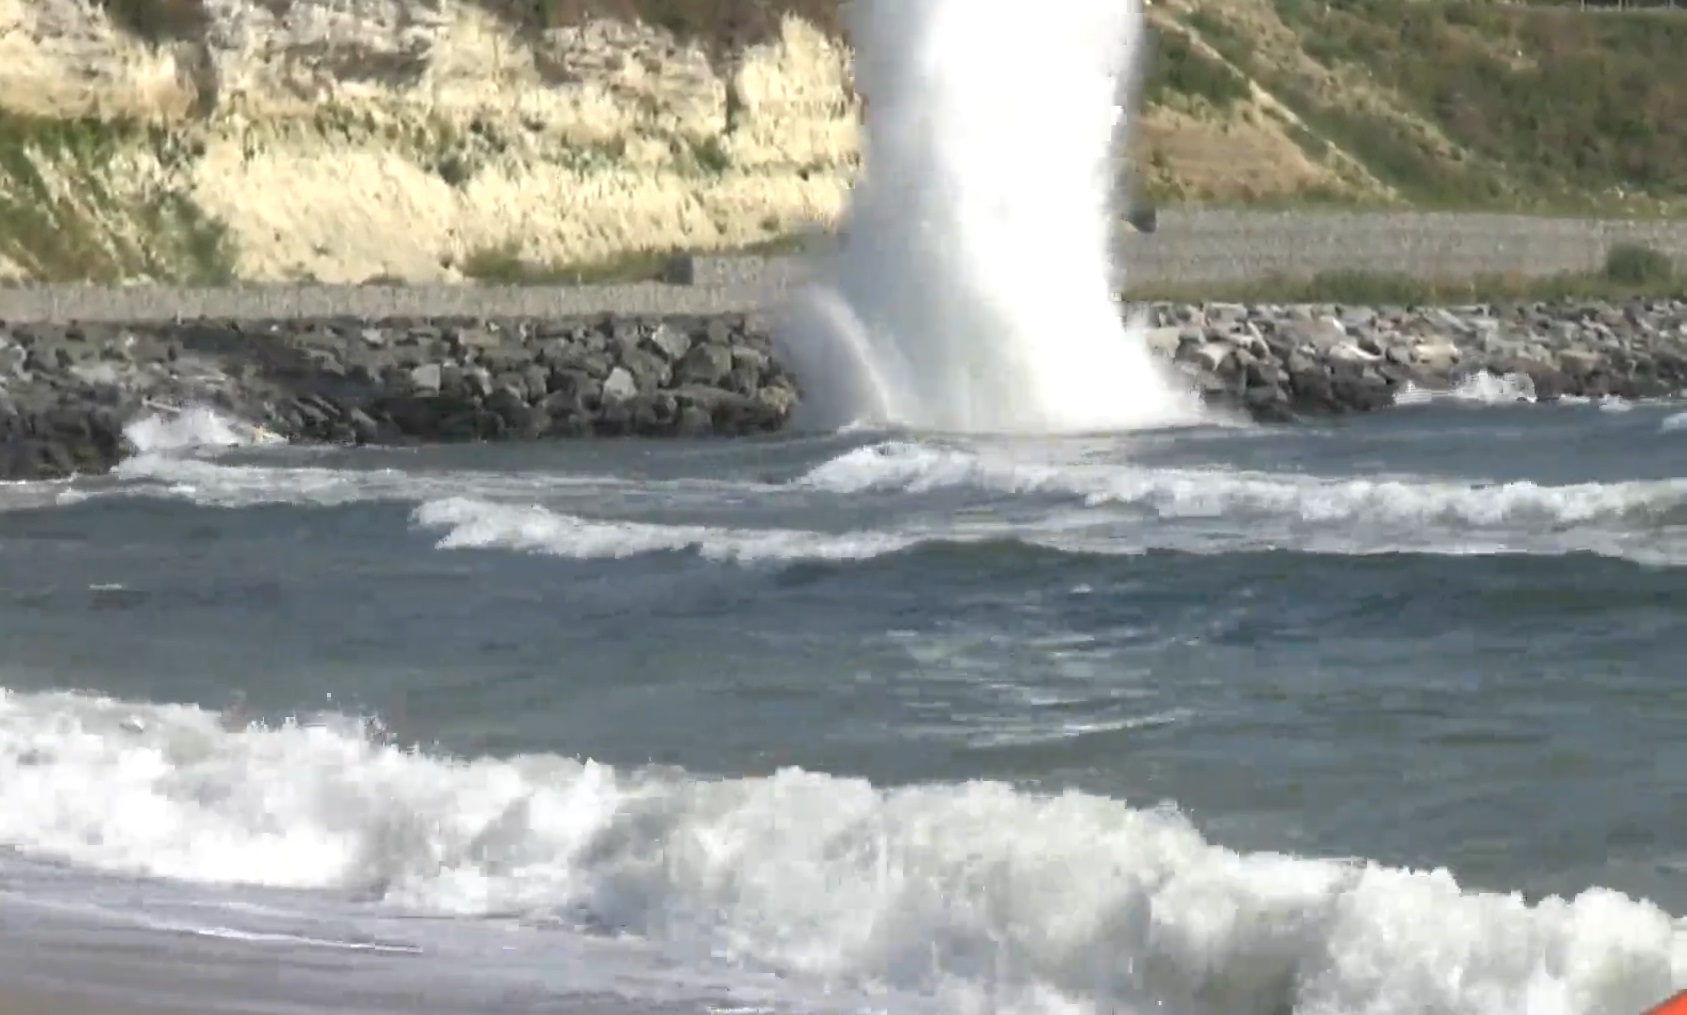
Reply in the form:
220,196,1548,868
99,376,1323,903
1141,298,1687,421
3,299,1686,481
0,314,796,481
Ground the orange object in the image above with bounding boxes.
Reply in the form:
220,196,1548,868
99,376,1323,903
1642,990,1687,1015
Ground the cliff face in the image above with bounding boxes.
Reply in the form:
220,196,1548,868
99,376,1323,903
3,0,1684,285
0,0,857,284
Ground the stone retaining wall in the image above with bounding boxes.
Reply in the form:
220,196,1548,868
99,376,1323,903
687,212,1687,290
0,283,768,324
3,213,1685,323
1116,211,1687,287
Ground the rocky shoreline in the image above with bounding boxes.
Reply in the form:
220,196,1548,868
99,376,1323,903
3,299,1685,481
1142,297,1687,422
1,313,798,481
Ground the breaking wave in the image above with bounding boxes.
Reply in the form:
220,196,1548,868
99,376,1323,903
411,497,914,563
123,404,286,454
1394,370,1538,407
800,442,1687,529
0,686,1680,1015
6,407,1682,565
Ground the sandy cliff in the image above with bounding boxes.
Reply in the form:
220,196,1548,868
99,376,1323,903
0,0,858,283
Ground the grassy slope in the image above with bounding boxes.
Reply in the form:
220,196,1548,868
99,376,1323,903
0,114,235,283
1155,0,1687,213
3,0,1684,286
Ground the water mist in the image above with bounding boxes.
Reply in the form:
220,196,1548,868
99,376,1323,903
778,0,1200,434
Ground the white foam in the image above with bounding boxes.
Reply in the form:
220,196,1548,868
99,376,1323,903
113,454,423,508
412,497,915,563
1,407,289,513
779,0,1199,433
98,437,1687,564
1395,371,1537,407
1663,412,1687,433
799,442,1687,530
0,478,86,512
0,687,1680,1015
108,451,759,513
123,405,287,454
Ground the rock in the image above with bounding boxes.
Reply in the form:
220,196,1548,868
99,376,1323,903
0,310,821,479
675,405,714,437
756,384,798,421
677,343,734,387
1189,342,1234,373
346,407,382,443
3,296,1686,480
648,323,691,362
409,363,442,395
1327,342,1381,365
602,366,639,403
449,326,502,353
1411,340,1461,374
1557,349,1602,377
618,346,671,391
1244,383,1294,422
1133,291,1673,414
1286,315,1348,352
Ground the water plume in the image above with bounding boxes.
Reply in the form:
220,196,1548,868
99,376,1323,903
777,0,1199,433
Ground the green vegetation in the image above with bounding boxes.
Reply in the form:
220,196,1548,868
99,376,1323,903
1126,244,1685,305
1185,0,1687,212
94,0,208,43
458,241,685,285
458,233,810,285
1143,29,1250,112
0,113,235,284
458,236,1684,307
1603,241,1676,286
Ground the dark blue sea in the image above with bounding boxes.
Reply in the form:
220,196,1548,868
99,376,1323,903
2,392,1684,1015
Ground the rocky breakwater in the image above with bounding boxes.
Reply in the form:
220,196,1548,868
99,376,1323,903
1143,297,1687,420
6,297,1687,481
0,314,797,481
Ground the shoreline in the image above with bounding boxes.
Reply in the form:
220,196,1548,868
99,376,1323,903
2,297,1684,481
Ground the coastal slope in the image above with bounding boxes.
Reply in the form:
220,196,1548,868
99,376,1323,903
3,0,1686,285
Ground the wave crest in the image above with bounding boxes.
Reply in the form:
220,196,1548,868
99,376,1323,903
0,687,1679,1015
412,497,913,563
799,442,1687,529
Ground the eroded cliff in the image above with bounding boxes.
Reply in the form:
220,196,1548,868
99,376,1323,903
0,0,857,283
5,0,1685,285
